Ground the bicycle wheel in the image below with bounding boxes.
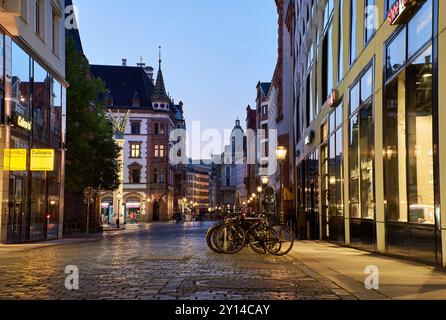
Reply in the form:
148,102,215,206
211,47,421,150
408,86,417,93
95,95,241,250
265,225,294,256
215,223,246,254
206,224,223,253
246,230,266,255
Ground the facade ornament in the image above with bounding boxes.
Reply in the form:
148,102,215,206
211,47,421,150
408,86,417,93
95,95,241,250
108,109,130,139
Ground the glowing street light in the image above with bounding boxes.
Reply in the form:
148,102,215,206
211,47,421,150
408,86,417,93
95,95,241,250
276,146,288,161
276,146,288,224
261,176,269,185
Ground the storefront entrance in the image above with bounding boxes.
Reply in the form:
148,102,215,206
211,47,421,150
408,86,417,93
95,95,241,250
101,198,113,225
7,176,27,243
125,198,142,224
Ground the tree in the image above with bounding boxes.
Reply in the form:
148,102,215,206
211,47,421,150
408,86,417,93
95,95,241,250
65,38,121,193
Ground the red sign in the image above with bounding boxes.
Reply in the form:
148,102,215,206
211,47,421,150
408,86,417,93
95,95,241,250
328,89,338,108
387,0,420,25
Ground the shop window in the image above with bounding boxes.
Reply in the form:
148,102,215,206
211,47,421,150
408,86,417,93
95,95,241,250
361,67,373,103
350,0,357,65
364,0,377,44
338,0,344,81
349,82,360,115
33,61,50,144
328,106,344,219
11,42,31,130
349,64,375,220
30,171,45,241
322,23,333,103
329,110,336,134
386,29,406,79
336,103,343,128
306,72,314,127
323,0,334,31
50,78,62,143
407,0,432,58
384,46,434,225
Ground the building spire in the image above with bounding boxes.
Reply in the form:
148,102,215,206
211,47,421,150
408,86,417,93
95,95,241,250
152,46,170,103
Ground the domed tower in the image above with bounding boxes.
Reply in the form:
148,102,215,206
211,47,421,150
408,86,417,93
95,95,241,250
231,118,245,164
151,47,171,111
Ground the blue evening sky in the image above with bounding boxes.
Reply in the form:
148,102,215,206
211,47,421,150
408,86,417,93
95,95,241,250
74,0,277,154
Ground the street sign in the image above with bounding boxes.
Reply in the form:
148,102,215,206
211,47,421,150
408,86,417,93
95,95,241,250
30,149,55,171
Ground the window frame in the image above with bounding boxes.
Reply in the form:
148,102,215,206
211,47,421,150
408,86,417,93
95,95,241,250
348,60,376,220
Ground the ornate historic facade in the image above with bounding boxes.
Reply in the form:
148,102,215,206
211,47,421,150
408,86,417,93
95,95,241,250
91,56,186,224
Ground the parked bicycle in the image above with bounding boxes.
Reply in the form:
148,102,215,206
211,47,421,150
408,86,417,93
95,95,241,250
206,213,294,256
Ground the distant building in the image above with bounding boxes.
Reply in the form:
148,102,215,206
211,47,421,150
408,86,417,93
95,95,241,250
91,57,186,224
210,119,248,213
182,160,211,213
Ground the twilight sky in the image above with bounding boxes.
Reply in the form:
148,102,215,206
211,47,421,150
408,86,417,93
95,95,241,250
74,0,278,155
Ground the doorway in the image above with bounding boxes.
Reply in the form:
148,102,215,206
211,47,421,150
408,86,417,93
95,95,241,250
153,201,160,221
7,176,27,243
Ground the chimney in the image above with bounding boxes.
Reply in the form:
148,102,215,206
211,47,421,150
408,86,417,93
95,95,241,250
144,66,154,83
122,59,127,66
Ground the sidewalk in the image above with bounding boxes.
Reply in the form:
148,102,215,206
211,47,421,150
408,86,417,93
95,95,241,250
0,236,99,256
291,241,446,300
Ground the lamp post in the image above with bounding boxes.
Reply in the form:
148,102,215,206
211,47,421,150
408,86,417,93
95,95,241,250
257,186,263,213
261,176,269,186
117,193,122,228
83,187,95,238
276,146,288,224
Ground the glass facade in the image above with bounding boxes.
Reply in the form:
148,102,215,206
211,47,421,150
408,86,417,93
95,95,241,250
382,0,438,263
293,0,441,264
4,36,66,243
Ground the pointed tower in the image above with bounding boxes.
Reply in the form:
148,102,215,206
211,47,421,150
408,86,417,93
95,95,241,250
152,46,171,111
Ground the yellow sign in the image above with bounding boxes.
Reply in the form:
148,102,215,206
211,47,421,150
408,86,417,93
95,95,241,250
30,149,55,171
17,116,32,131
4,149,27,171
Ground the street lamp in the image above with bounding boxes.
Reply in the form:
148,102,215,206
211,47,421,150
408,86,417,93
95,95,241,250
257,186,263,213
276,146,288,224
117,192,122,228
261,176,269,186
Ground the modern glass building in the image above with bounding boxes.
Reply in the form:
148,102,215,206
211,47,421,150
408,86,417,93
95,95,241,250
293,0,446,265
0,0,67,244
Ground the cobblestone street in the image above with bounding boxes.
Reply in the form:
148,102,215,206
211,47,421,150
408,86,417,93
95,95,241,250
0,222,354,300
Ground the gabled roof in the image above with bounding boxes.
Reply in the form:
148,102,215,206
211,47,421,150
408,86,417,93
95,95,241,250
90,65,155,108
260,82,271,98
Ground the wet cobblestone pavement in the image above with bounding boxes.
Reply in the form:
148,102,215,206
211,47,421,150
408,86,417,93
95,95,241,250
0,222,356,300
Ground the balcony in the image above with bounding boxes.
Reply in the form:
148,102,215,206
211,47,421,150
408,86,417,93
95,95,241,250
0,0,21,35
